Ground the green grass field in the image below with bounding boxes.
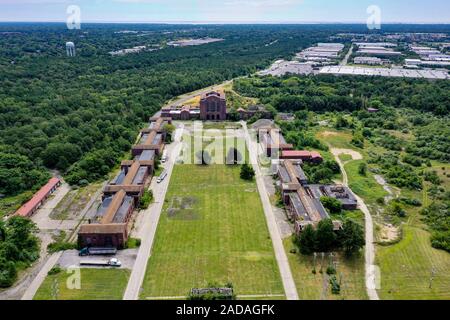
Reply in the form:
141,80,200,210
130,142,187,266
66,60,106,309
34,269,130,300
345,160,388,207
140,164,284,299
284,238,368,300
377,226,450,300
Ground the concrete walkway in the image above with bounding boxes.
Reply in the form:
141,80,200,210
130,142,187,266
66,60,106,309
332,149,380,300
241,121,299,300
21,252,63,300
123,124,184,300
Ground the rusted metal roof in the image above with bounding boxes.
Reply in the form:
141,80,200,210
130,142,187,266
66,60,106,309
15,177,60,217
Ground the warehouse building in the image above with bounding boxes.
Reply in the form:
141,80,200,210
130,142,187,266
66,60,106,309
78,190,134,248
15,177,61,217
259,127,294,157
280,150,323,163
277,160,357,234
354,56,384,65
78,116,171,249
103,161,149,200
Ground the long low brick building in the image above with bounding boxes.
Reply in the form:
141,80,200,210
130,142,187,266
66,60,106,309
15,177,61,217
78,116,171,249
78,190,133,248
259,126,294,157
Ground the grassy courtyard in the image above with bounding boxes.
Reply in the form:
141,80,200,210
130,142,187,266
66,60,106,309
140,164,284,299
34,269,130,300
284,238,368,300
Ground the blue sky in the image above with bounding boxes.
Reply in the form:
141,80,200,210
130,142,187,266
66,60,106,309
0,0,449,23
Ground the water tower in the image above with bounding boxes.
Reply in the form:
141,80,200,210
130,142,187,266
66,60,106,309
66,42,76,57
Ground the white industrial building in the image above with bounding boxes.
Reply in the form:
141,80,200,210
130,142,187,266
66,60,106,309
354,56,383,65
319,65,449,80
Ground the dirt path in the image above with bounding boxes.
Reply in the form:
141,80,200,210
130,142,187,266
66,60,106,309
331,148,380,300
330,148,363,161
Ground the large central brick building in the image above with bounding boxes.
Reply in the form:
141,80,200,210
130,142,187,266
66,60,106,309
200,91,227,121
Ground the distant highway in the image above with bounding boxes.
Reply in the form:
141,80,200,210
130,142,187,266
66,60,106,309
340,44,354,66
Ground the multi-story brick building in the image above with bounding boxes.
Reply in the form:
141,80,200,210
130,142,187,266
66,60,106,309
200,91,227,121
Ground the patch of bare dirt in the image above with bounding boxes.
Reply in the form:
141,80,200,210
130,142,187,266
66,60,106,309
330,148,363,161
321,131,338,137
378,223,400,243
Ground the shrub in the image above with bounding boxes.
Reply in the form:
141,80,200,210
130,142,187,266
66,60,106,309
320,196,343,214
47,241,77,253
139,190,154,209
430,231,450,253
48,266,62,275
326,266,336,275
329,275,341,295
240,164,255,181
358,162,367,176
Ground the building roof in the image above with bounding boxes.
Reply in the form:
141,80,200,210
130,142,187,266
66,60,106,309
122,162,140,185
282,150,313,158
201,90,225,100
310,151,322,159
78,223,127,235
101,190,127,224
15,177,60,217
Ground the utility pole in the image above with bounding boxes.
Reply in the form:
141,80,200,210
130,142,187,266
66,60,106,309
51,278,59,300
320,252,325,273
313,252,317,273
429,267,436,289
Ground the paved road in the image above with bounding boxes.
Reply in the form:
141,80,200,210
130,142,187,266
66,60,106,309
123,124,184,300
332,150,380,300
31,182,72,230
340,44,354,66
241,121,299,301
57,249,138,270
21,252,63,300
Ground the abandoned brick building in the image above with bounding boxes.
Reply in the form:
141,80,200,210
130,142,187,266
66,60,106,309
277,159,358,234
78,116,171,249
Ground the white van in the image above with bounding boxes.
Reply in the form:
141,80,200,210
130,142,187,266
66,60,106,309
161,150,168,163
157,170,168,183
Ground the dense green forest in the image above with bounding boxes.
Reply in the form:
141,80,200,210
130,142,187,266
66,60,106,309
234,75,450,115
1,23,334,215
0,217,40,287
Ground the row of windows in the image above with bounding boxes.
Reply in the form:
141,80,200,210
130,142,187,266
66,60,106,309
206,101,225,112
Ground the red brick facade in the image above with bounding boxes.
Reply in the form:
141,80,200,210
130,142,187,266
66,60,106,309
200,91,227,121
